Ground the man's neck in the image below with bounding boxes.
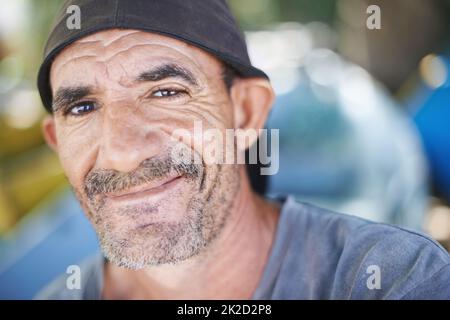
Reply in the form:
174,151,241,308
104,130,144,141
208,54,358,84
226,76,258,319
102,168,280,299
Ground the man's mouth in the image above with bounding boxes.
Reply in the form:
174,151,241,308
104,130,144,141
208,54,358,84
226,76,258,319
105,174,184,202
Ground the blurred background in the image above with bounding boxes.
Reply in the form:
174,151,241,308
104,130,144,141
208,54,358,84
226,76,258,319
1,0,450,299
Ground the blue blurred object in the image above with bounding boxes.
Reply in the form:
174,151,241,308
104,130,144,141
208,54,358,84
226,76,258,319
0,189,99,299
245,24,429,229
265,48,429,229
409,54,450,203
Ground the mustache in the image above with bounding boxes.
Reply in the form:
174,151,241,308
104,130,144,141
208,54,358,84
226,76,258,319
84,155,201,200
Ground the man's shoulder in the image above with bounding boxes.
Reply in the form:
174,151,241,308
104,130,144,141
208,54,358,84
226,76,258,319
34,254,103,300
336,221,450,299
282,196,448,256
272,197,450,299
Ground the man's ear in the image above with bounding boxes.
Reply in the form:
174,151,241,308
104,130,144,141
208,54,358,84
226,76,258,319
42,116,58,152
230,78,275,150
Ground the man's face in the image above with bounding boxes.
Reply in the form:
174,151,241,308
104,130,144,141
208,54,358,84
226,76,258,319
48,29,240,269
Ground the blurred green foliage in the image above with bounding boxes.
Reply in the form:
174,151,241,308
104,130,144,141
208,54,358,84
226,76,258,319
229,0,336,29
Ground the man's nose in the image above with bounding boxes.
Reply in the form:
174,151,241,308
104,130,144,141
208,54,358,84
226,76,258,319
96,106,163,173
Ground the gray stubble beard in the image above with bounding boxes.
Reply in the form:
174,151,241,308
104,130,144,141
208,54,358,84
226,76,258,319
79,163,240,270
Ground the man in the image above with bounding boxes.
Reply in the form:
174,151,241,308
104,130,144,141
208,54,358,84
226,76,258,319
36,0,450,299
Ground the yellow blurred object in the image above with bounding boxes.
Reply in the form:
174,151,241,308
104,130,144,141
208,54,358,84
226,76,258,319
0,117,45,158
425,204,450,242
0,184,17,233
0,144,67,234
419,54,448,89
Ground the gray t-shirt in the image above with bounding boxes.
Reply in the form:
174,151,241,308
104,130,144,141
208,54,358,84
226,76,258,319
35,196,450,299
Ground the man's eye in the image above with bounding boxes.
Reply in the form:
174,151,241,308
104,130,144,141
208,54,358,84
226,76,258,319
67,101,97,116
152,89,186,98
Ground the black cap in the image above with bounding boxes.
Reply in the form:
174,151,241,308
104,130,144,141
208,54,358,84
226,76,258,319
37,0,268,113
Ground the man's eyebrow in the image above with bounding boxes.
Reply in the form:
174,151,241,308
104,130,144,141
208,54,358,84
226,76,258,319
136,63,199,87
52,86,92,113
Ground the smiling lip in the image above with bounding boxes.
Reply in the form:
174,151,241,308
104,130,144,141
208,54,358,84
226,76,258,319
106,175,183,201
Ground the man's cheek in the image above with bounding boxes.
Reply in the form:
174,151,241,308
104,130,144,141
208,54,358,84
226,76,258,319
56,145,91,201
56,130,96,179
59,153,83,186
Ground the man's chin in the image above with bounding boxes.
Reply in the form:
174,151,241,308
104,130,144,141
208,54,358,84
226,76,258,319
99,221,205,269
92,194,206,268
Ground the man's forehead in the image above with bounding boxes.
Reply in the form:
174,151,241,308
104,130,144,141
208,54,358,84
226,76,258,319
50,29,222,86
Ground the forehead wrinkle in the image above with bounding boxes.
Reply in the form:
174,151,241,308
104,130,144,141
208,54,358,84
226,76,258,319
103,48,206,89
77,29,142,46
95,30,195,56
55,42,203,80
70,30,201,67
83,31,207,72
51,31,222,94
105,59,135,88
51,58,109,96
52,55,97,78
51,39,110,73
101,42,204,73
